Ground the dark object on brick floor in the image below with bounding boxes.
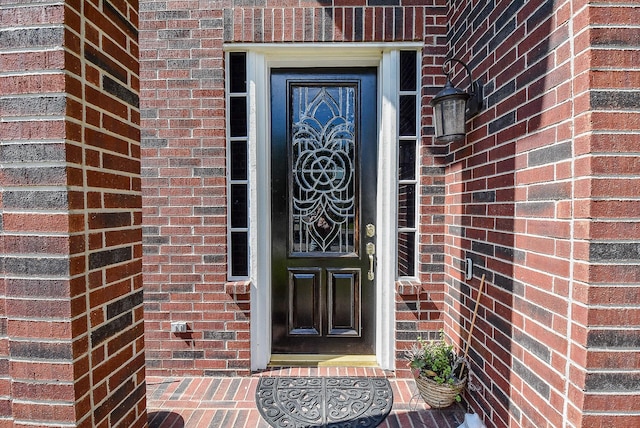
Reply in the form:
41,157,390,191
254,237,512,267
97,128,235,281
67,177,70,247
256,377,393,427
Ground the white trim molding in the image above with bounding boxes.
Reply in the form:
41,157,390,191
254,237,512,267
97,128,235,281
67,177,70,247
230,43,420,371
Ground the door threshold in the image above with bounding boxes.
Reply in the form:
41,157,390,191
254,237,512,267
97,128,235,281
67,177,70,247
269,354,378,367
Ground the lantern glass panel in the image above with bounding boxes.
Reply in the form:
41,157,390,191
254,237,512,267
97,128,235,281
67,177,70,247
434,97,467,142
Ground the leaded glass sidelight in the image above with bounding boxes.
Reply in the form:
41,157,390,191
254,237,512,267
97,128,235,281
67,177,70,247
290,85,357,255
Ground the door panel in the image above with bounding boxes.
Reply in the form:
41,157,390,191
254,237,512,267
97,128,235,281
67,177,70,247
271,68,377,355
327,269,360,336
288,269,321,336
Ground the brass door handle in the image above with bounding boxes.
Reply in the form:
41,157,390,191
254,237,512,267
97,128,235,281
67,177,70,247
366,242,375,281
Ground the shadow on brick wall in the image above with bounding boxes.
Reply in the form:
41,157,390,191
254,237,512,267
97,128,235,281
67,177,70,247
443,1,561,427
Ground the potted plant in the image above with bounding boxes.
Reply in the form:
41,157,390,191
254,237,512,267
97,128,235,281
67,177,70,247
405,332,468,408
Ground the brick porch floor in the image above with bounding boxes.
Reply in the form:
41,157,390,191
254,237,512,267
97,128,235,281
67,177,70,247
147,367,467,427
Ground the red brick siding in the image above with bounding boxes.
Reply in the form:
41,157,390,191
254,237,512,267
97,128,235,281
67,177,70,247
395,4,449,376
443,1,640,427
1,3,72,426
443,0,575,427
74,1,145,426
222,3,441,43
140,1,241,377
140,1,640,424
1,1,144,426
574,2,640,427
140,0,449,376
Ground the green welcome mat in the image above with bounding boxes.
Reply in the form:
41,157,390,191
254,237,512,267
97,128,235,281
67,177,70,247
256,377,393,428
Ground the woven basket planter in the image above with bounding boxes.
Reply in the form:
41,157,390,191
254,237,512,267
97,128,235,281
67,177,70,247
415,374,467,409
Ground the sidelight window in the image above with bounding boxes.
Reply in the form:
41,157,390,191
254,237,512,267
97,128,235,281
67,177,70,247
397,50,419,278
227,52,249,278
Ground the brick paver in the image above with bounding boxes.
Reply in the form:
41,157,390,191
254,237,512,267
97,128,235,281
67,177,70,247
147,367,466,427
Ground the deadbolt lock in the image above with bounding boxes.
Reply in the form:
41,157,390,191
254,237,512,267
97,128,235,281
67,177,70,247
366,223,376,238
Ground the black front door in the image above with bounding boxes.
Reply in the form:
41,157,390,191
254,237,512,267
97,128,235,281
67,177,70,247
271,68,377,354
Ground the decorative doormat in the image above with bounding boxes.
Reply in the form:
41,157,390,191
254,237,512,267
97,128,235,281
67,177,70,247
256,377,393,428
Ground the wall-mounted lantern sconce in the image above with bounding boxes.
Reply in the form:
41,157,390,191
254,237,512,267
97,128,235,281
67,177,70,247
430,58,483,143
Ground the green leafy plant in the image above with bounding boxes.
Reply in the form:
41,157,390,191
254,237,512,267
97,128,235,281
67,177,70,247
405,331,467,402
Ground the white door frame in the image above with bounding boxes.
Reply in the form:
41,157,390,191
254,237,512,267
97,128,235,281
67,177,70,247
226,42,422,371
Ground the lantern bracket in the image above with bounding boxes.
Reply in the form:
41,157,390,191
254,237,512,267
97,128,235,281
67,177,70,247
441,58,483,120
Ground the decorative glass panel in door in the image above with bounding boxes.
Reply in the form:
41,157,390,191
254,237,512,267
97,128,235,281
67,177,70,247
291,85,356,255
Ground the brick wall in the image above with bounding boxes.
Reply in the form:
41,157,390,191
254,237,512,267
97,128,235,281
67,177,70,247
442,1,640,427
140,0,449,376
140,0,640,425
1,3,71,425
572,2,640,426
442,0,579,426
395,3,449,372
140,0,240,376
1,1,144,426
